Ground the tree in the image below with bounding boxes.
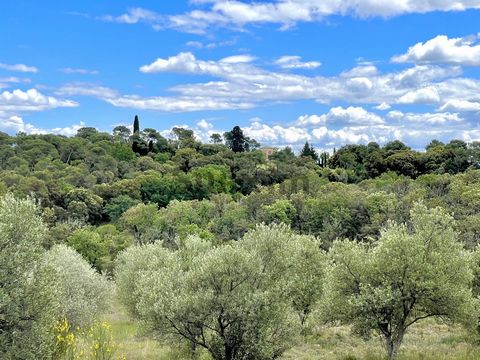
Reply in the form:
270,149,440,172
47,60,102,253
172,127,197,149
66,228,110,272
0,195,57,359
42,244,111,327
224,126,246,153
210,133,223,144
115,225,323,360
131,115,148,156
300,141,318,162
112,125,131,143
324,203,477,360
133,115,140,134
104,195,141,221
76,127,98,139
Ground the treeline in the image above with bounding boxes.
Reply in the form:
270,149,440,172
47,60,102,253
1,116,480,229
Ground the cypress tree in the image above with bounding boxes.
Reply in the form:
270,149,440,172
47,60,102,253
132,115,148,155
133,115,140,134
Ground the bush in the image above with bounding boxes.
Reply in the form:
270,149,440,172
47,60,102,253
43,244,112,328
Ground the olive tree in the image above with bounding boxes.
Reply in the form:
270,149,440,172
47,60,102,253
324,203,477,360
42,244,112,327
0,195,57,359
116,224,326,360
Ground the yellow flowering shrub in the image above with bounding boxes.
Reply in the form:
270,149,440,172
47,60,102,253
52,319,124,360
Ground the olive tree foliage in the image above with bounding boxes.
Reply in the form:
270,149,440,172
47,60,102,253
116,223,326,360
0,195,115,359
324,203,478,360
41,244,112,328
0,194,57,359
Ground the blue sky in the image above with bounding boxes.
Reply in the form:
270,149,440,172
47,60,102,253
1,1,480,150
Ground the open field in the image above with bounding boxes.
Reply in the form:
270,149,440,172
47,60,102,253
99,297,480,360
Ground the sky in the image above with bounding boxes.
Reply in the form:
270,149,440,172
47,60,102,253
1,1,480,150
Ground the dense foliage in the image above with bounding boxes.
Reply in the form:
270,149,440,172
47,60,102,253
3,118,480,359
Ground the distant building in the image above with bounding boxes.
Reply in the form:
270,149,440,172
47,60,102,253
261,147,277,159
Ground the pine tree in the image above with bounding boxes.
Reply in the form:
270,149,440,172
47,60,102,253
300,141,318,161
224,126,246,153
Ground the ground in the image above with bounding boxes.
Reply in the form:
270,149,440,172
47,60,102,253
99,297,480,360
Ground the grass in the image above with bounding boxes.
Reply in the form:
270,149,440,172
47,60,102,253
98,297,480,360
283,321,480,360
100,298,183,360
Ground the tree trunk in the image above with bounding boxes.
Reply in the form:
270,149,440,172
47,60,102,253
385,332,404,360
225,344,234,360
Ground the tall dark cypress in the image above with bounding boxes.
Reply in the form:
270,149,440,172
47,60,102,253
133,115,140,134
132,115,147,155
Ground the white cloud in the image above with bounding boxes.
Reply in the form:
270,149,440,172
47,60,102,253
392,34,480,66
219,55,255,63
0,63,38,73
244,120,311,144
57,53,480,114
137,53,468,110
397,86,440,104
387,110,463,124
60,68,99,75
101,2,480,34
139,52,255,74
100,8,161,25
0,88,78,112
196,119,214,130
341,65,378,77
0,88,79,136
438,99,480,112
0,77,31,89
298,106,384,126
55,83,119,99
375,102,391,110
275,56,321,69
0,114,85,136
105,95,254,112
186,41,204,48
186,38,238,49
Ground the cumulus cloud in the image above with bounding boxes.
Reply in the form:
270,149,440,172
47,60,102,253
275,56,321,69
0,63,38,73
392,34,480,66
397,86,441,104
0,88,78,112
0,114,85,136
139,52,255,74
0,88,79,136
244,120,311,144
298,106,384,126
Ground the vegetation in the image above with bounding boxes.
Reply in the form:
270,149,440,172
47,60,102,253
3,117,480,359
